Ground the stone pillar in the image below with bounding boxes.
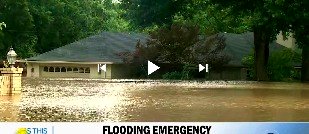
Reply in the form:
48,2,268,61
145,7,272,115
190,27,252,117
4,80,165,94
0,67,23,95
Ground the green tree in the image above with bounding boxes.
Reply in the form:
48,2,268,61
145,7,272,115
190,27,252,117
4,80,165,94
242,48,301,81
120,0,190,29
100,0,132,31
117,23,231,77
289,0,309,82
0,0,132,59
294,27,309,82
29,0,131,54
0,0,36,59
209,0,291,81
147,23,200,64
29,0,104,53
173,2,247,35
0,22,5,59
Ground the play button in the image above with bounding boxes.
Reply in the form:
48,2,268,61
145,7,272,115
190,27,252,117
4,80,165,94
199,64,205,72
148,60,160,75
199,64,209,72
98,64,106,72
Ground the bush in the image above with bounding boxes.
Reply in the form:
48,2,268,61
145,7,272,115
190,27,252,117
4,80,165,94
181,64,195,79
267,48,301,81
241,53,255,80
242,48,301,81
162,64,195,80
162,71,183,80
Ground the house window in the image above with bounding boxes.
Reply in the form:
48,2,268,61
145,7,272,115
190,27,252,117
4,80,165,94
55,67,60,72
73,68,79,73
49,67,54,72
43,66,90,74
31,68,34,73
67,67,72,72
85,68,90,73
61,67,66,72
43,67,48,72
79,68,85,73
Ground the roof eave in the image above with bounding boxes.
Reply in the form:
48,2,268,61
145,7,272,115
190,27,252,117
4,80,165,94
19,60,116,64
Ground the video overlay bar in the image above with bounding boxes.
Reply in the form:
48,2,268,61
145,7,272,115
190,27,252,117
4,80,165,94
0,122,308,134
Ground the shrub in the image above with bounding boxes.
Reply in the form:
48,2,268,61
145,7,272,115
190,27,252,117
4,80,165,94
267,48,301,81
180,64,195,80
162,71,183,80
241,52,255,80
242,48,301,81
162,64,195,80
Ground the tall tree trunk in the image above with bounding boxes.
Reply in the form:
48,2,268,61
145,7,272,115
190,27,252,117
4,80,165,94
253,28,270,81
301,44,309,82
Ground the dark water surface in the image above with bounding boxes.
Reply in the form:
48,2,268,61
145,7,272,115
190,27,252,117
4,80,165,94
1,78,309,122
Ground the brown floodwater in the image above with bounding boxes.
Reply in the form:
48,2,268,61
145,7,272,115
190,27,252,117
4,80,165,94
0,78,309,122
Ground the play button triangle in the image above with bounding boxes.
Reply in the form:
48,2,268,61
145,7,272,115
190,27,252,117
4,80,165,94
148,60,160,75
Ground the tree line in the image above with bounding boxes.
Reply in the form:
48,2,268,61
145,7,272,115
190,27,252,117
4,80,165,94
0,0,308,82
0,0,130,58
120,0,308,82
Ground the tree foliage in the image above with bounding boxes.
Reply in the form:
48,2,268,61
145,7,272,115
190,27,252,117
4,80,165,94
120,0,190,29
117,23,231,76
0,0,130,59
192,34,231,71
288,0,309,82
173,2,247,35
146,23,200,64
0,0,307,82
242,48,301,81
208,0,294,81
0,0,35,59
136,23,230,65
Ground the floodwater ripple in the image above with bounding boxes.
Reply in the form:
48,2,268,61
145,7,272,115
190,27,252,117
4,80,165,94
0,78,309,122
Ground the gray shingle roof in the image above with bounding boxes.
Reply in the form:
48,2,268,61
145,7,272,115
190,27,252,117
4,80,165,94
27,31,286,66
27,32,148,63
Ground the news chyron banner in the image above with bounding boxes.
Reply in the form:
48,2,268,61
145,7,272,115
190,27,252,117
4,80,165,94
0,122,308,134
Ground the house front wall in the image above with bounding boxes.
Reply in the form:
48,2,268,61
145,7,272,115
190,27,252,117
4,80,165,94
276,32,296,49
26,63,40,77
90,64,112,79
110,64,133,79
26,63,112,79
208,67,247,80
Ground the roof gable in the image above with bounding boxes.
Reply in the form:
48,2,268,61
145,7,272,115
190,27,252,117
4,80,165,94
27,32,148,63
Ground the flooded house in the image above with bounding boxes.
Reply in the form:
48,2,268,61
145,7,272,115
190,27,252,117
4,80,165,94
23,32,147,79
22,32,289,80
